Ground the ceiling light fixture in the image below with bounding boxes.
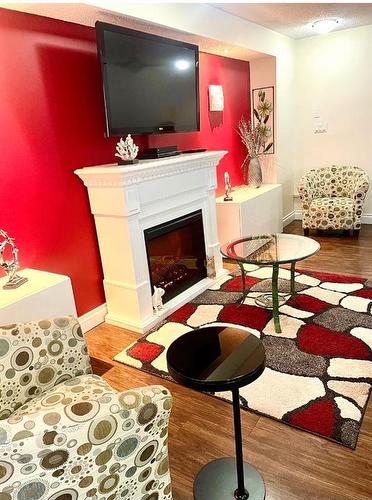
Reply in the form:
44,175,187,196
312,18,339,34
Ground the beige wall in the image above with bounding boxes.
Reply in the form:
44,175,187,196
294,24,372,215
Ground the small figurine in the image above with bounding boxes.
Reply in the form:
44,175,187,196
206,256,216,279
152,286,165,314
115,134,139,165
0,229,28,289
224,171,233,201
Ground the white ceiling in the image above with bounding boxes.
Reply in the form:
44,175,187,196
1,2,266,61
212,3,372,39
5,2,371,47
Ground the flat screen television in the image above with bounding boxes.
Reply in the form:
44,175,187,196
95,22,200,137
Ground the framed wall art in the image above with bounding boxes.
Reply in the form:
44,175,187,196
252,86,275,154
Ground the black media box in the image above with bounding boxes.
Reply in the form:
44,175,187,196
140,146,179,159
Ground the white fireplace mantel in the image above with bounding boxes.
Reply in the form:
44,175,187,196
75,151,228,333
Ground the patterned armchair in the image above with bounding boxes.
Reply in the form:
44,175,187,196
298,165,369,235
0,316,172,500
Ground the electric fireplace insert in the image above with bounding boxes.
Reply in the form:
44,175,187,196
144,210,207,303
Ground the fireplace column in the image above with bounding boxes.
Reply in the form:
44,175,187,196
89,182,154,331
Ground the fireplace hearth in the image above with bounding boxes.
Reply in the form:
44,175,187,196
144,210,207,303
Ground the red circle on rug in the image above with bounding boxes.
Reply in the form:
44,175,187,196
222,275,260,292
286,293,330,313
298,324,370,359
218,303,271,331
127,341,164,364
168,303,197,323
289,399,336,437
352,288,372,299
304,270,366,284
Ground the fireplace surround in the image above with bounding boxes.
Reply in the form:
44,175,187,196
75,151,227,333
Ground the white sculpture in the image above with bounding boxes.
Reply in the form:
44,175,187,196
0,229,28,289
224,171,233,201
152,286,165,314
115,134,139,164
206,256,216,279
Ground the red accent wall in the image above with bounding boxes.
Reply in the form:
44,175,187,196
148,52,250,192
0,9,250,316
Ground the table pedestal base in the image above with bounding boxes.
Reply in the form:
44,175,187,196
194,458,265,500
255,293,288,309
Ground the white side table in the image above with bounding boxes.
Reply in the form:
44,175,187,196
0,269,76,325
216,184,283,244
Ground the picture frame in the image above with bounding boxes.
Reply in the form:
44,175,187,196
252,86,275,155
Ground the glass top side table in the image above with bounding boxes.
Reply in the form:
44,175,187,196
167,325,266,500
221,234,320,333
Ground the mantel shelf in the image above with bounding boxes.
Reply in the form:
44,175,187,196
75,151,227,187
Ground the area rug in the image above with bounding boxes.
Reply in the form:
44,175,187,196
114,266,372,448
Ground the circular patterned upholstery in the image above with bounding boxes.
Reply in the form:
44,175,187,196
308,197,354,230
0,317,173,499
298,165,369,230
0,317,92,417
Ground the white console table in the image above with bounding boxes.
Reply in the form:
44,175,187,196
216,184,283,244
0,269,76,325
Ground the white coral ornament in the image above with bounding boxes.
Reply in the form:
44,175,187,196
115,134,139,163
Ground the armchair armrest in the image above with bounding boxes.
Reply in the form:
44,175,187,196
298,173,316,228
0,376,173,499
298,175,314,203
0,316,92,417
353,171,369,229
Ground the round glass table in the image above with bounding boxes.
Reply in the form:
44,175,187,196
221,234,320,333
167,325,266,500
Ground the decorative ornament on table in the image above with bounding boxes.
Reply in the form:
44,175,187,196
237,119,262,188
0,229,28,289
252,87,274,155
115,134,139,165
206,256,216,279
238,99,273,188
152,286,165,314
223,171,233,201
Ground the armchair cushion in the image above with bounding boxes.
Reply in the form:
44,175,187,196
308,197,354,230
0,317,92,419
0,375,172,499
0,374,112,447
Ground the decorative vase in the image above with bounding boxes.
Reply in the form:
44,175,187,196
247,156,262,188
241,156,249,185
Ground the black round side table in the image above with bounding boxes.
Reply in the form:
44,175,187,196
166,325,266,500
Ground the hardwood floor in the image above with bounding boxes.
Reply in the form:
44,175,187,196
284,222,372,280
86,221,372,500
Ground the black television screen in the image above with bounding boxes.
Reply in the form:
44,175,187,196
95,22,200,136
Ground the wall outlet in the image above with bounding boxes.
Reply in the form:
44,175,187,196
312,115,328,134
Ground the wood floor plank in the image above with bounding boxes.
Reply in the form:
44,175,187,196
86,221,372,500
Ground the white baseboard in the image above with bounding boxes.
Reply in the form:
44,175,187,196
362,214,372,224
294,210,302,220
79,303,107,333
284,211,372,224
283,211,296,227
